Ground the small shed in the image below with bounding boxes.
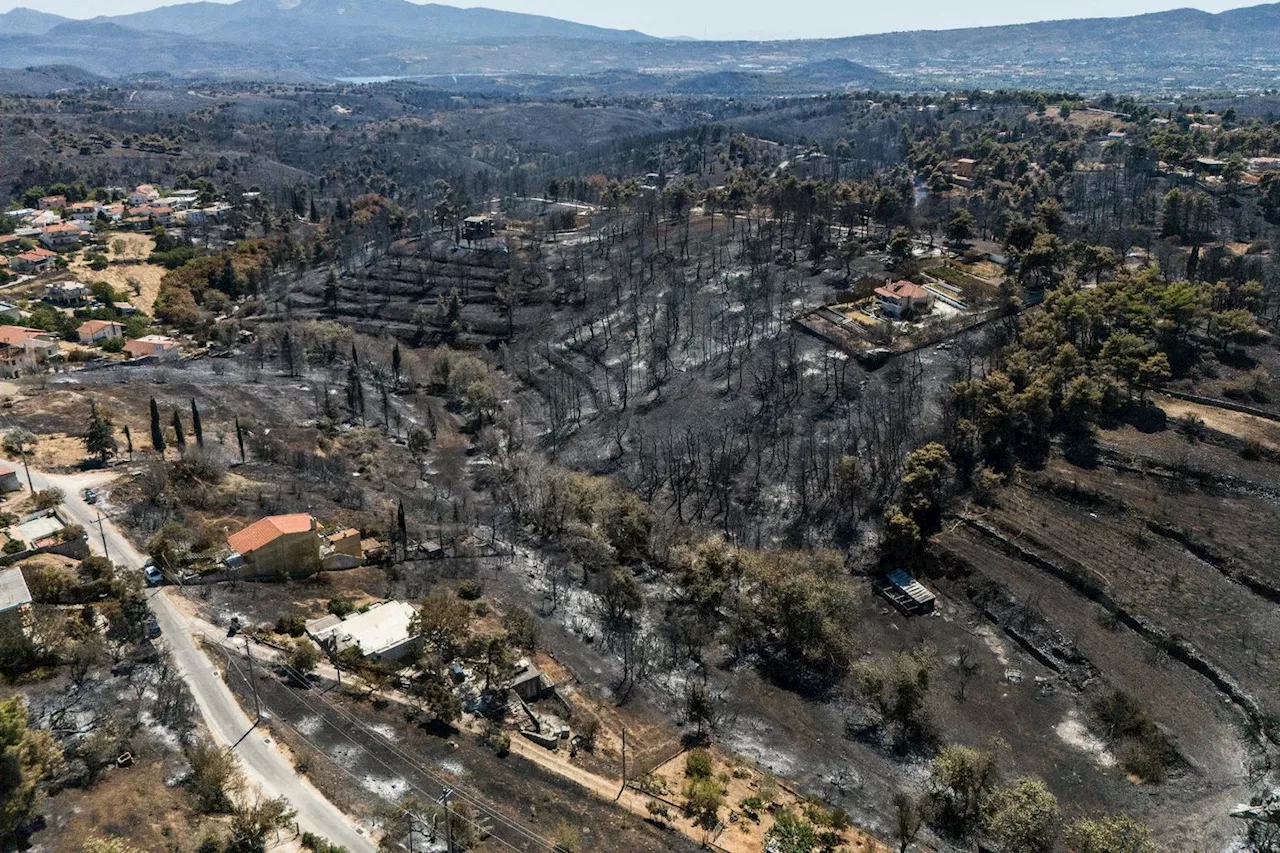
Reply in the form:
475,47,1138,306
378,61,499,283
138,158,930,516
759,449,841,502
881,570,937,615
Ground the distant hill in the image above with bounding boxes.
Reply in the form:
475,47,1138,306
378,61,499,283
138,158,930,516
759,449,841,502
0,64,108,94
1,0,1280,91
100,0,655,43
0,7,68,35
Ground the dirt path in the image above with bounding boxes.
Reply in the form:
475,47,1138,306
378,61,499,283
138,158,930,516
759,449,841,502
1155,393,1280,451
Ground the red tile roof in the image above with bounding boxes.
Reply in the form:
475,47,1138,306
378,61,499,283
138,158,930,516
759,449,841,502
0,326,49,346
77,319,122,335
227,513,314,555
875,281,930,301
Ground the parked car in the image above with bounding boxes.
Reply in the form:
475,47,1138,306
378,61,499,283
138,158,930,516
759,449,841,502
144,616,161,639
144,565,164,586
83,488,98,504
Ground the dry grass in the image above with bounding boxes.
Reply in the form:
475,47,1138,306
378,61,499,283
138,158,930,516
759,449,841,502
1155,394,1280,451
643,748,891,853
40,759,223,853
69,233,166,315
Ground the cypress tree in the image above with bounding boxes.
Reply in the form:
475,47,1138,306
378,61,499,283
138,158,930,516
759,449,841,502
391,341,402,387
123,424,133,460
149,397,165,454
191,398,204,448
172,410,186,452
235,417,246,464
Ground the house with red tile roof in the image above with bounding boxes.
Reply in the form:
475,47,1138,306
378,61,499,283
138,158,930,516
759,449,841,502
77,319,124,345
123,334,180,360
226,513,321,577
0,325,61,377
874,280,934,320
39,222,86,250
10,248,56,273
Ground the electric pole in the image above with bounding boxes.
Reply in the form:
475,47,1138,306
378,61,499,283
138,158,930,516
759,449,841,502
245,634,261,722
95,511,110,561
442,787,454,853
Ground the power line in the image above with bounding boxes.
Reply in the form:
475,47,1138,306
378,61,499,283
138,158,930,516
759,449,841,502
222,646,553,852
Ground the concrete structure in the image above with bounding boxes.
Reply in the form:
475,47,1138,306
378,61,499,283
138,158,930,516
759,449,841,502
0,463,21,493
462,215,495,241
226,513,320,577
306,600,418,664
0,303,25,323
0,567,32,637
0,326,61,376
77,319,124,345
44,281,88,306
37,195,66,210
953,158,978,180
124,335,180,360
874,280,934,319
10,249,56,273
129,184,159,206
39,223,85,250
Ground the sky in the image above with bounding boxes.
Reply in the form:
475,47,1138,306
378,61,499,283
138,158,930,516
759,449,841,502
0,0,1259,39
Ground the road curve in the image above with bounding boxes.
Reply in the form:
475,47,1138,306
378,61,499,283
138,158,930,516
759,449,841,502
17,463,376,853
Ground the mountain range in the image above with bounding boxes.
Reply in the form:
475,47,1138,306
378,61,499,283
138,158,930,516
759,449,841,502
0,0,1277,92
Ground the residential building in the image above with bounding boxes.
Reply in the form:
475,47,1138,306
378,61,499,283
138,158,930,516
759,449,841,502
0,567,32,638
37,195,66,210
129,184,159,206
39,223,86,251
226,513,321,577
43,281,88,306
306,601,419,664
0,326,61,376
953,158,978,180
0,303,23,323
10,249,56,273
462,215,495,241
0,234,24,252
123,334,180,360
77,319,124,345
67,201,101,221
1249,157,1280,172
874,280,934,319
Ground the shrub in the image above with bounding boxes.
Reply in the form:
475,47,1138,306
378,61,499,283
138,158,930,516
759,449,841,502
32,488,64,510
3,538,26,555
683,777,723,827
327,596,355,618
100,337,125,354
276,615,306,636
685,748,713,780
457,579,484,600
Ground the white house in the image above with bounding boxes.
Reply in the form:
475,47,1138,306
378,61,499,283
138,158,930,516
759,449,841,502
874,280,934,320
129,184,159,206
77,319,124,345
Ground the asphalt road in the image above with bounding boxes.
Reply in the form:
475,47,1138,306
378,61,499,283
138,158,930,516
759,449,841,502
19,463,376,853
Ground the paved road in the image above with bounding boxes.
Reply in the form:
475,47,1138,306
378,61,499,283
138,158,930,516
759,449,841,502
19,463,376,853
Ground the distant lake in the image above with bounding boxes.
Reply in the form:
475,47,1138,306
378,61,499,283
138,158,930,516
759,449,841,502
335,76,412,84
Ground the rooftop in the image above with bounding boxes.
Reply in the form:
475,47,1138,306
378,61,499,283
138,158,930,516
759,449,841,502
310,601,417,656
227,513,314,555
0,567,31,612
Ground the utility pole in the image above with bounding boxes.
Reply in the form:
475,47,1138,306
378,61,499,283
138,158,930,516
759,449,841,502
616,727,627,801
244,634,261,723
442,788,454,853
95,511,110,561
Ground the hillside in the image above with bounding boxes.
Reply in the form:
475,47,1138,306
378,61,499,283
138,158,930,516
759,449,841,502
2,1,1280,92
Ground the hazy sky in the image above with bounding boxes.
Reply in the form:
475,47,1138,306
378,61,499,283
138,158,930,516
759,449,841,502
0,0,1258,39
